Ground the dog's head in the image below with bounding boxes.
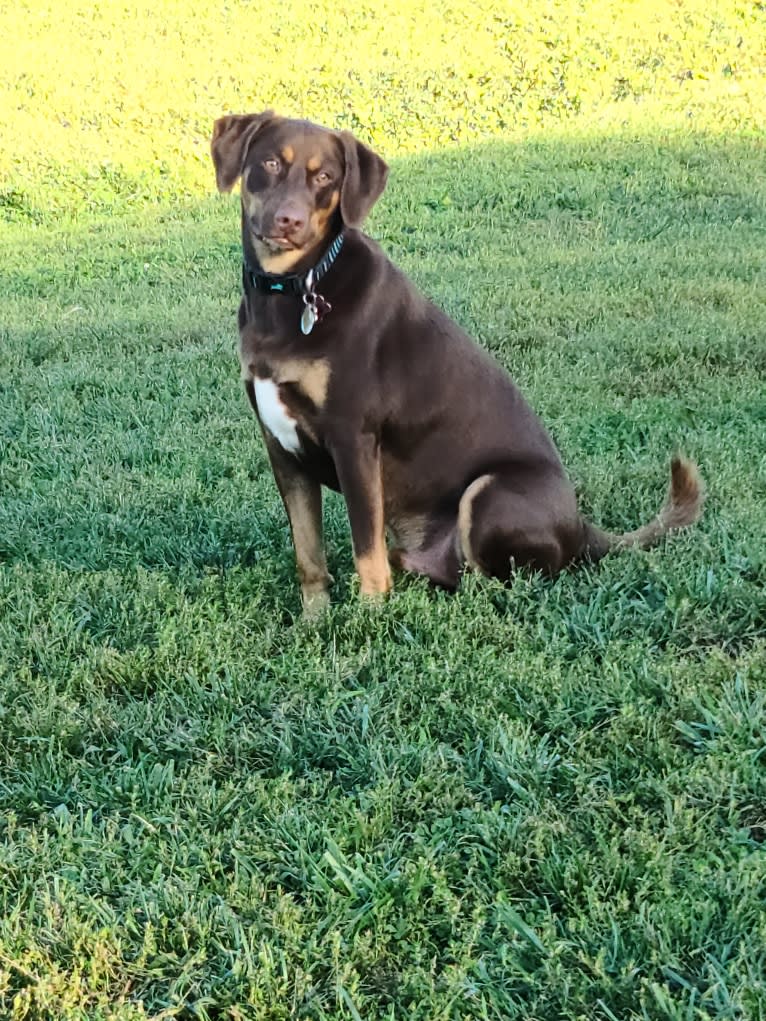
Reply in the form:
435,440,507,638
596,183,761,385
211,112,388,272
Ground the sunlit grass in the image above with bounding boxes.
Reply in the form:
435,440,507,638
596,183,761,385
1,0,764,218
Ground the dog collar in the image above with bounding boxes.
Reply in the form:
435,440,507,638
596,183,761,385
243,232,344,297
243,232,344,335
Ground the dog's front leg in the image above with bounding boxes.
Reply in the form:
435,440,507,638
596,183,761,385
332,433,392,600
266,441,332,616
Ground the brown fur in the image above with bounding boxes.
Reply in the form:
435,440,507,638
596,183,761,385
211,111,704,612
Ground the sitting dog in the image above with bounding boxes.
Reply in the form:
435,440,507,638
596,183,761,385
211,111,703,614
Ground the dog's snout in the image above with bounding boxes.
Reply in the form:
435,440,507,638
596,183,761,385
274,202,307,234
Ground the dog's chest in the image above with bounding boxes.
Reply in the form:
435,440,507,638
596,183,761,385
253,378,301,454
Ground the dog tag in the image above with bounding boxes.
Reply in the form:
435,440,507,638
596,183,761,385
314,294,332,319
300,303,317,335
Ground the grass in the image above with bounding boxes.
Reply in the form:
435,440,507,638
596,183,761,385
2,0,764,215
2,2,766,1019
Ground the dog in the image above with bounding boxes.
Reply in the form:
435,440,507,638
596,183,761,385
211,111,703,615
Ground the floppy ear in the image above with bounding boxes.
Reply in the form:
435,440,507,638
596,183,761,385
211,111,276,192
337,131,389,227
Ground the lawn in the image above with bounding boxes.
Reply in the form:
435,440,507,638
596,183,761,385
1,2,765,1019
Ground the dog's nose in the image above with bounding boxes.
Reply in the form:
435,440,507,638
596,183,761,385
274,203,306,234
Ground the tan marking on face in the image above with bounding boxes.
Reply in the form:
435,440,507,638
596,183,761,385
356,549,393,597
243,188,302,270
276,358,331,408
241,187,262,221
241,177,307,272
281,144,294,164
457,474,494,571
306,154,322,173
309,189,341,242
256,245,306,274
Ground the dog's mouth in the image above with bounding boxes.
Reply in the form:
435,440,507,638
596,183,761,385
257,234,301,253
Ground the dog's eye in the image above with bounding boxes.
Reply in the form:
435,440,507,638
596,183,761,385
315,171,332,185
263,158,281,174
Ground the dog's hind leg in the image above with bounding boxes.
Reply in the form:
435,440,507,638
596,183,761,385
389,526,462,589
456,471,583,580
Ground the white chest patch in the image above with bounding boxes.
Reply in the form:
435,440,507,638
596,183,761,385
253,378,301,454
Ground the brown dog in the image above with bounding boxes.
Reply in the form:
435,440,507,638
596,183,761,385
211,111,703,614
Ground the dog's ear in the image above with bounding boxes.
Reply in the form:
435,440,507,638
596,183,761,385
337,131,389,227
211,111,276,192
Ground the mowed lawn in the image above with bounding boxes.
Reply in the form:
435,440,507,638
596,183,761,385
1,2,766,1019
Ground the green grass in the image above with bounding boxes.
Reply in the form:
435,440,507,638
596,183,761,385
2,2,766,1019
1,0,764,216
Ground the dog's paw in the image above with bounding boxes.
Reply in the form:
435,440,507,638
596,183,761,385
301,589,331,620
359,588,391,610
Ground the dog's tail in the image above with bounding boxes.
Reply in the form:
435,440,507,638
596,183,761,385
582,456,704,562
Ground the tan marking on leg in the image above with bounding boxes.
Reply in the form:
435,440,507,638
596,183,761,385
276,358,331,407
281,144,294,164
457,474,494,572
356,549,393,598
283,478,332,616
336,436,392,602
349,461,391,599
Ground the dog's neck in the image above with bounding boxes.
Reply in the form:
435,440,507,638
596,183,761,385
242,231,345,297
